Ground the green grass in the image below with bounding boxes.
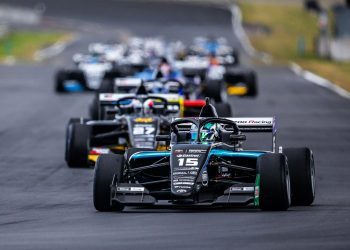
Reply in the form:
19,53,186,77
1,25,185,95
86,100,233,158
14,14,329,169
238,1,350,91
0,31,70,62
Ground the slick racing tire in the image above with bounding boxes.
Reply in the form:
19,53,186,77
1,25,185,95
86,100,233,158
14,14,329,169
99,79,114,93
258,153,291,211
89,94,99,120
231,50,240,66
65,118,81,163
65,122,90,168
284,148,315,206
204,80,226,103
55,70,67,92
243,71,258,97
214,102,232,117
93,154,125,212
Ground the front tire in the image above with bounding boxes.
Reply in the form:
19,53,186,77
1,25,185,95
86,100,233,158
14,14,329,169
204,80,225,102
89,94,99,120
99,78,114,93
93,154,125,212
214,102,232,117
284,147,315,206
55,70,66,92
258,153,291,211
243,71,258,97
65,122,90,168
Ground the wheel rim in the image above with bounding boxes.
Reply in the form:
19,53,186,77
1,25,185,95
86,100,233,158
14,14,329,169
66,124,73,160
286,167,291,205
220,83,228,102
310,154,315,197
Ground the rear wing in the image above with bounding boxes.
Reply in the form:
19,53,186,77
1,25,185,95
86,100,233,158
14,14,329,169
98,93,182,113
115,78,142,86
227,117,275,133
99,93,181,103
173,117,277,152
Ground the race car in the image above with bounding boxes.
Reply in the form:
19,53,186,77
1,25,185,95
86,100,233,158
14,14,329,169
172,37,258,97
91,78,232,119
187,36,240,65
55,53,115,93
55,40,151,93
93,99,315,211
65,87,181,168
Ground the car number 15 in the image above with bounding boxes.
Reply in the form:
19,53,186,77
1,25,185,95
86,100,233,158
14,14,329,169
178,158,198,166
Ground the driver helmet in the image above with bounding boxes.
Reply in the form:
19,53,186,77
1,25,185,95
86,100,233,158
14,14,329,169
158,57,171,78
190,122,220,142
143,99,154,115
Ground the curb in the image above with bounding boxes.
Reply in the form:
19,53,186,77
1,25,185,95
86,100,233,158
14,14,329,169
290,62,350,100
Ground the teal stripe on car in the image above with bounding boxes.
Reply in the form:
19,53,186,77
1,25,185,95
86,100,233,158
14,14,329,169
131,151,171,159
210,149,265,158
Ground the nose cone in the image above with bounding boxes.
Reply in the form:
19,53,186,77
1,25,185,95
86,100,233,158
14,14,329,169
170,144,210,196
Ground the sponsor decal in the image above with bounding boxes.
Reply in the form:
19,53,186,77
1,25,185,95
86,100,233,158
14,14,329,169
117,187,145,192
188,149,207,154
229,186,254,192
134,117,153,123
176,154,200,158
254,174,260,207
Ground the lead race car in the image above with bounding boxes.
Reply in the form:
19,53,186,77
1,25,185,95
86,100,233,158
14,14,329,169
93,99,315,211
65,86,181,167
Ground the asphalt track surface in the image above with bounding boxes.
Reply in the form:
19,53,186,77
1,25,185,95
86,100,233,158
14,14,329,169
0,1,350,249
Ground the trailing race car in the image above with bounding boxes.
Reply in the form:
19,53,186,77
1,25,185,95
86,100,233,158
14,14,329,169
55,53,114,93
91,78,232,120
55,51,147,93
65,87,181,168
93,99,315,211
173,37,258,97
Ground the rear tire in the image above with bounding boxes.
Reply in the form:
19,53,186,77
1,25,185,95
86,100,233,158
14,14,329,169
65,122,90,168
204,80,225,102
93,154,125,212
284,147,315,206
214,102,232,117
99,79,114,93
89,94,99,120
258,153,291,211
243,71,258,97
55,70,66,92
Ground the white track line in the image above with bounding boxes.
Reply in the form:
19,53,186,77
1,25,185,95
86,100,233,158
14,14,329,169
34,36,77,61
290,62,350,99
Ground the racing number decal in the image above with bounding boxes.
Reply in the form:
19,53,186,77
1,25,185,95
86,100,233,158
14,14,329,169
133,126,155,135
178,158,198,166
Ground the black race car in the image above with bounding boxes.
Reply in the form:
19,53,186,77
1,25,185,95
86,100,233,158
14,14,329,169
93,99,315,211
89,78,232,120
65,86,181,168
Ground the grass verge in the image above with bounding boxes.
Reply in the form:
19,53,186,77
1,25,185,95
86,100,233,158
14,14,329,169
0,31,71,62
238,1,350,92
